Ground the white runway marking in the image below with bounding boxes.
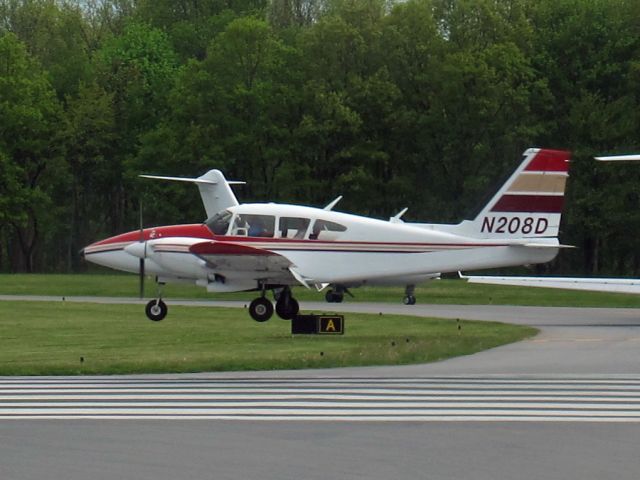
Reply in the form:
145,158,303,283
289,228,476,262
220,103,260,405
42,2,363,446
1,376,640,422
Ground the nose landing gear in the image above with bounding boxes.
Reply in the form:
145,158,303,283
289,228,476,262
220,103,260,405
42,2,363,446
145,282,168,321
145,299,168,321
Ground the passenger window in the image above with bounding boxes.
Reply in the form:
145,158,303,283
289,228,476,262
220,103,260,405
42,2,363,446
231,214,275,237
309,219,347,240
279,217,310,239
205,210,232,235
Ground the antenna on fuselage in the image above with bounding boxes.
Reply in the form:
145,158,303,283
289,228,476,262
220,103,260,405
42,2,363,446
323,196,343,211
389,207,408,223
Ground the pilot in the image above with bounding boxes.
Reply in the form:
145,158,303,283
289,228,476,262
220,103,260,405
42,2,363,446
248,218,272,237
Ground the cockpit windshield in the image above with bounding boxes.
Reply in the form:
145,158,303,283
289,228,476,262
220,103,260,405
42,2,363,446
205,209,232,235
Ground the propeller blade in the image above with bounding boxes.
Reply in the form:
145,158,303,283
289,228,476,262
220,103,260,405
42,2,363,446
139,201,145,299
139,258,145,299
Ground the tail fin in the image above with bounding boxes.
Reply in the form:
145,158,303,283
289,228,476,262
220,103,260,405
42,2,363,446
469,148,571,239
140,169,245,218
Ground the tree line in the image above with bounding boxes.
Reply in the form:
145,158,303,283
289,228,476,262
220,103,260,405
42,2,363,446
1,0,639,275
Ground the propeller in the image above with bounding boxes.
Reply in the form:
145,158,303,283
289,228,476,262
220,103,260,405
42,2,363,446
138,201,146,299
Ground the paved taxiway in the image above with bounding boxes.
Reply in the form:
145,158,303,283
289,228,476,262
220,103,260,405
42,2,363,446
1,296,639,479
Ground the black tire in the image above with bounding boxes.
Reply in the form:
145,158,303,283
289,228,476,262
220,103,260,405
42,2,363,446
249,297,274,322
276,297,299,320
334,293,344,303
325,290,335,303
402,295,416,306
145,299,168,321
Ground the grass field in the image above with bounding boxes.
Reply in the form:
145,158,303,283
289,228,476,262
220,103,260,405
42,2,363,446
2,272,634,375
0,301,536,375
2,273,640,308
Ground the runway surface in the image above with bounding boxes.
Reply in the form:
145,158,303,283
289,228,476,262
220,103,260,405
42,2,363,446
2,296,640,479
1,375,640,422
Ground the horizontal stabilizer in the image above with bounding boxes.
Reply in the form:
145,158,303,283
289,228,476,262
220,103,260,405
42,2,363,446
140,169,244,217
140,174,217,185
595,155,640,162
514,243,575,249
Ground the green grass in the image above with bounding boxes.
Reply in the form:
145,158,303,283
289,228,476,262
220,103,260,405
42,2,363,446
0,301,536,375
2,273,640,308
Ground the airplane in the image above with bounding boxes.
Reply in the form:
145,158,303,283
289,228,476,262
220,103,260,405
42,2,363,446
81,147,572,322
462,152,640,294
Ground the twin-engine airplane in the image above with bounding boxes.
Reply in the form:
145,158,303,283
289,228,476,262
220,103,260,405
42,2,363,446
82,147,571,322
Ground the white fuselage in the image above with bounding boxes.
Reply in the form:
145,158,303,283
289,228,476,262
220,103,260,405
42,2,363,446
83,203,559,292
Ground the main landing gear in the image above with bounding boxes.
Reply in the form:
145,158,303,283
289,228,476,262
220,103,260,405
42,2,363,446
325,284,352,303
325,289,344,303
402,284,416,305
249,286,299,322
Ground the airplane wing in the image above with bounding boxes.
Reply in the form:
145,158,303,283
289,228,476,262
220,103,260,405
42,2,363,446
460,274,640,294
189,241,291,272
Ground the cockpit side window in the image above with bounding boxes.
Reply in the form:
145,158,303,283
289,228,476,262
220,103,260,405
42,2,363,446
278,217,310,239
231,214,275,237
205,210,232,235
309,219,347,240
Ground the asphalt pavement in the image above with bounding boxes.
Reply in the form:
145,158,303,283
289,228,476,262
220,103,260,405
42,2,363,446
1,296,639,479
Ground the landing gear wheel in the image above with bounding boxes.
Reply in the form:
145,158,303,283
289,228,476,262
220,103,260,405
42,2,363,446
325,290,344,303
402,295,416,306
276,297,299,320
249,297,274,322
145,299,168,321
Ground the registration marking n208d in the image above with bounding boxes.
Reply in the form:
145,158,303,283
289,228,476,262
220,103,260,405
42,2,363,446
481,217,548,235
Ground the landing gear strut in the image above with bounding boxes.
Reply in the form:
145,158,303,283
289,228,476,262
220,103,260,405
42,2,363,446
403,284,416,305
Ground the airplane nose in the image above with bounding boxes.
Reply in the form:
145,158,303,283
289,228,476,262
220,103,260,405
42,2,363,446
78,248,85,260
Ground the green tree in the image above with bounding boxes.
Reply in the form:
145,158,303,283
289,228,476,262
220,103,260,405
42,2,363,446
0,0,92,98
59,81,117,270
138,16,304,222
0,32,62,271
93,21,179,232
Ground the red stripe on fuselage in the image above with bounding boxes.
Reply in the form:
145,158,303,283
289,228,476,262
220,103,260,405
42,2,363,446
525,149,571,172
88,224,512,252
90,224,214,247
190,241,277,256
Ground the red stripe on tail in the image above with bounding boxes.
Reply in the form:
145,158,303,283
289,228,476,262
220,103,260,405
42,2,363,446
491,195,564,213
525,149,571,172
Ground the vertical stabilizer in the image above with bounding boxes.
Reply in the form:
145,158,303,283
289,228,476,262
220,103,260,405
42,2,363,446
468,148,571,239
194,170,242,218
